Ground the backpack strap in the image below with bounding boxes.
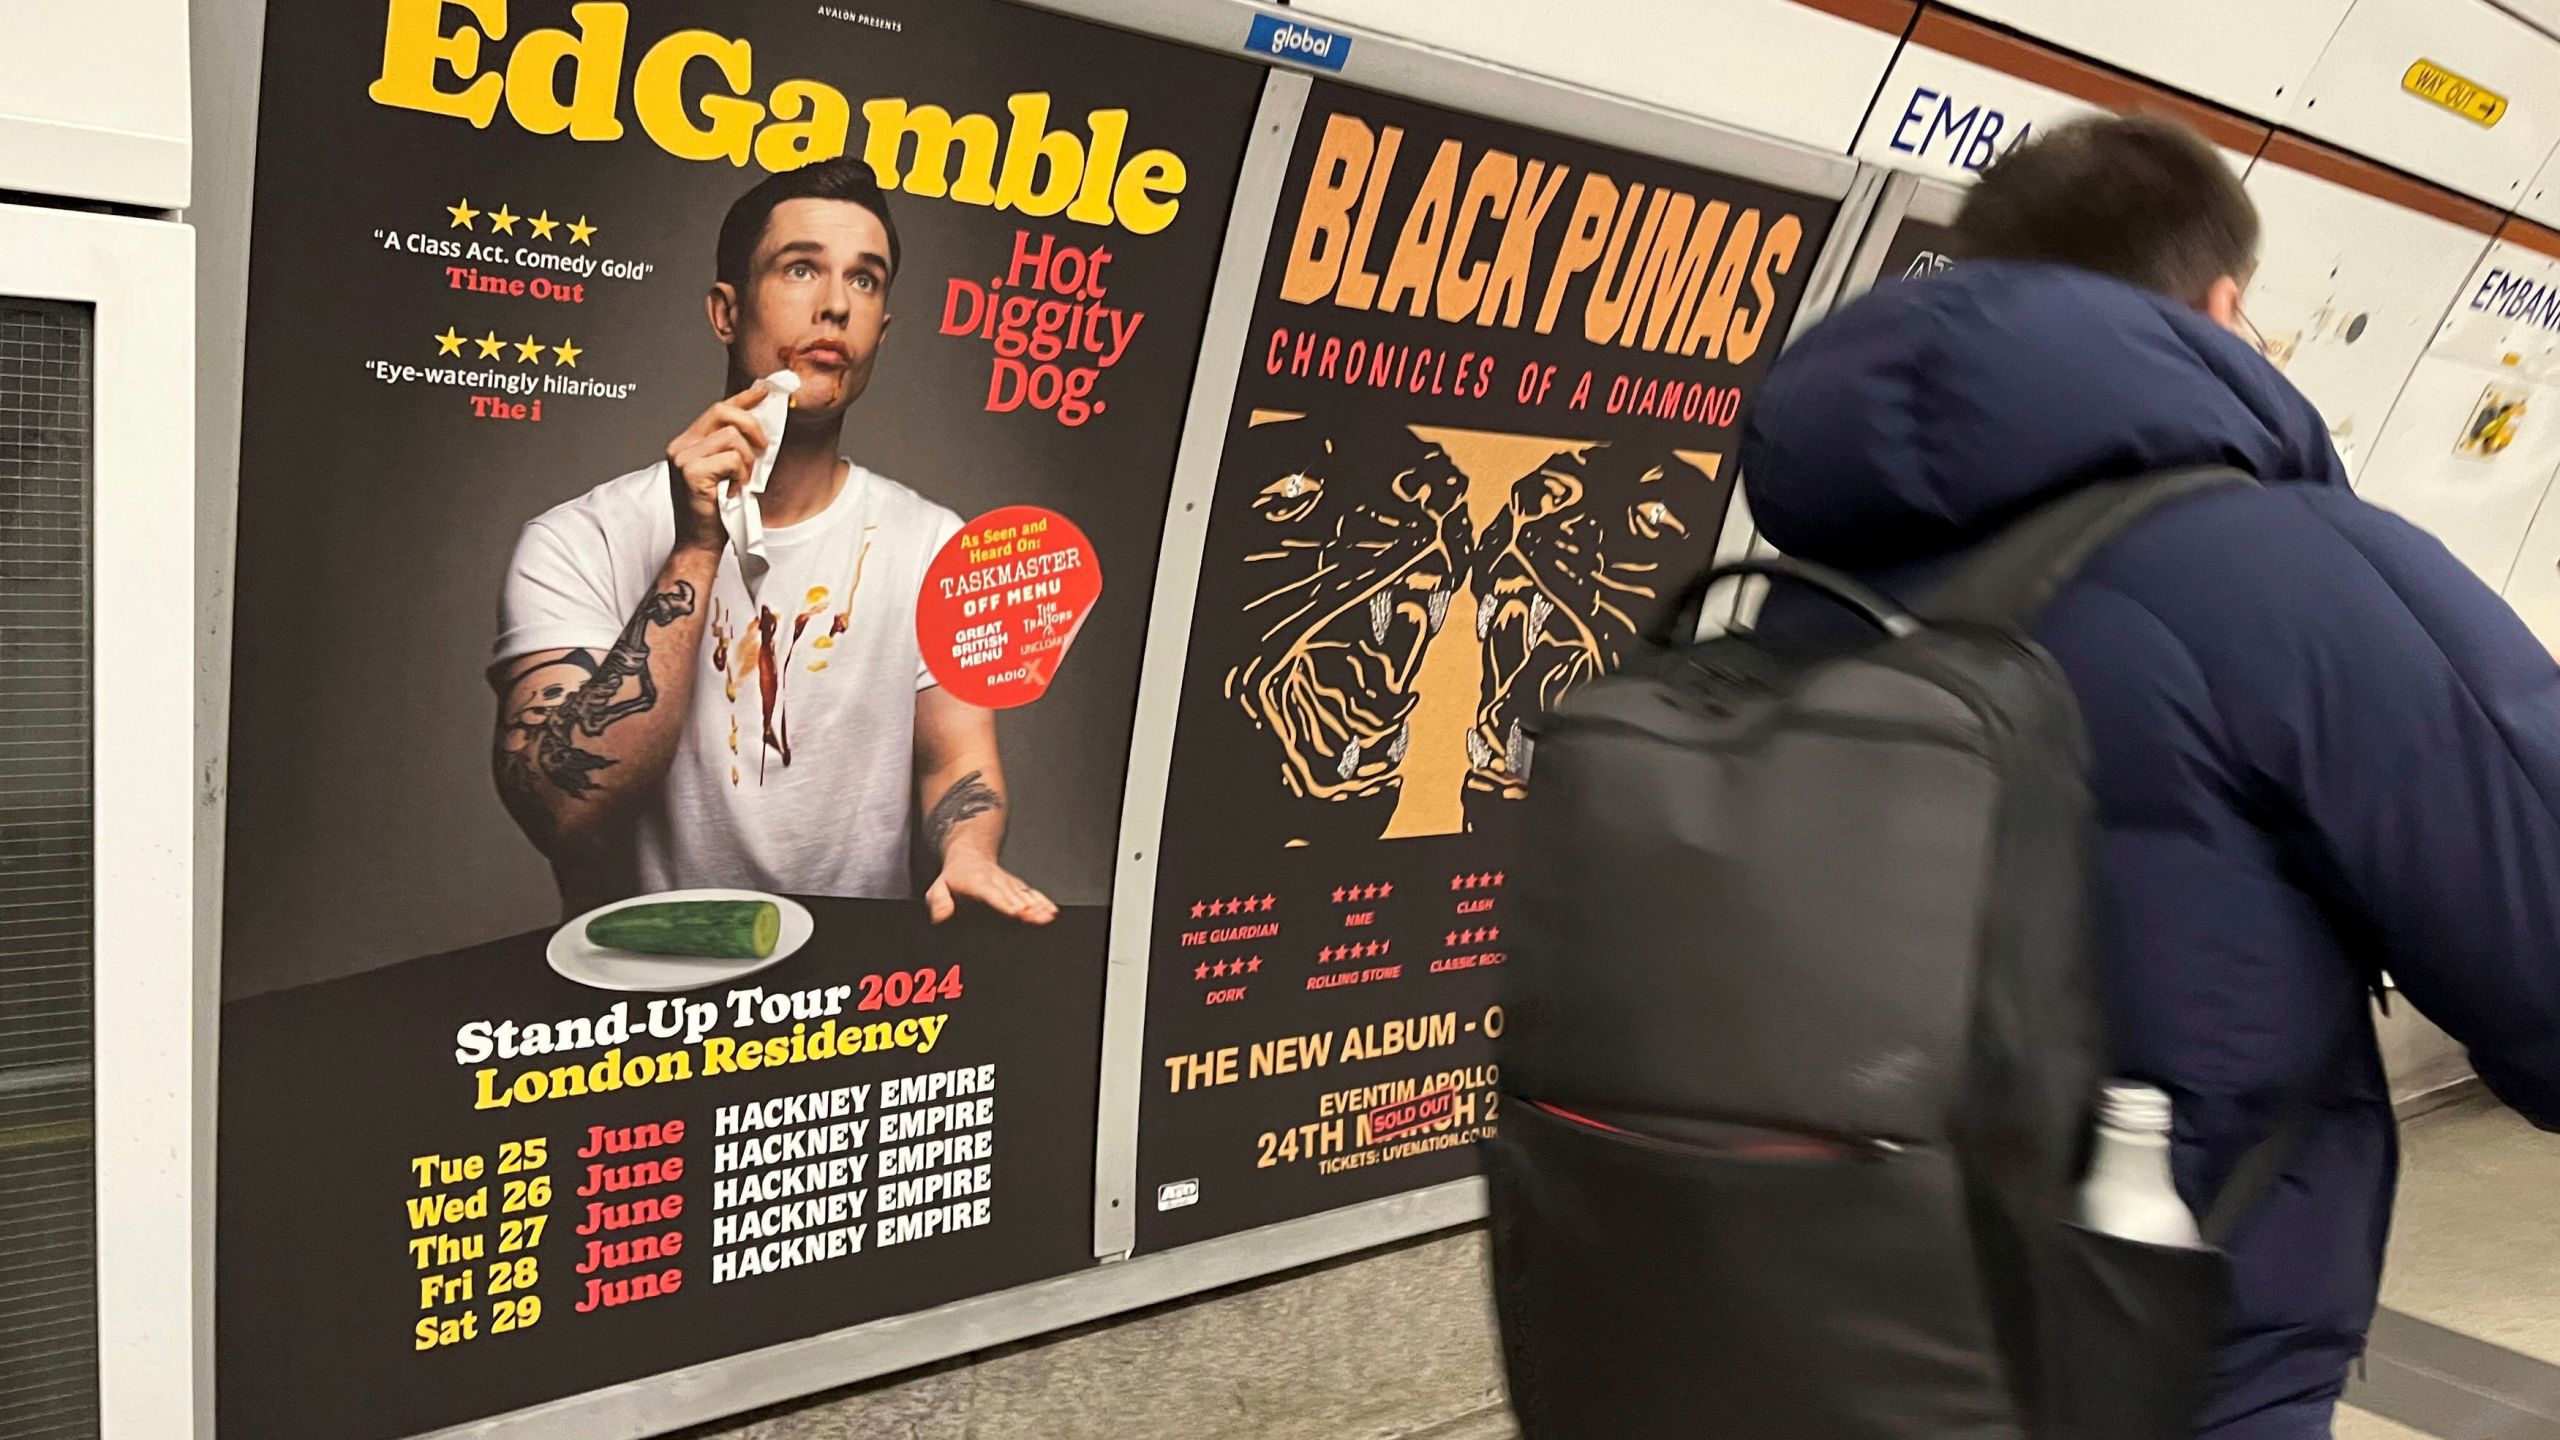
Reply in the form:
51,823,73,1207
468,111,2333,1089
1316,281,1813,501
1920,467,2258,627
1650,556,1921,647
1920,464,2321,1243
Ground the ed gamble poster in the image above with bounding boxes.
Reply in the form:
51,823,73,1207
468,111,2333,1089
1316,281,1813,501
214,1,1259,1434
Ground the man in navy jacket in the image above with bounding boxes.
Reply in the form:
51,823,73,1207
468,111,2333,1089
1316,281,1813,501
1741,114,2560,1438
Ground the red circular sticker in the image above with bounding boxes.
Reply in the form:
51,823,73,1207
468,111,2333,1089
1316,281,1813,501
916,506,1103,709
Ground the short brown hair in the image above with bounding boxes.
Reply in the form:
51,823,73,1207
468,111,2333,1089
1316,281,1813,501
1953,113,2259,306
717,158,902,291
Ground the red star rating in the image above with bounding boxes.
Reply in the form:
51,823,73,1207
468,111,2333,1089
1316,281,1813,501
1246,956,1263,973
1320,940,1393,963
1192,895,1275,918
1451,872,1508,892
1330,882,1393,904
1445,927,1501,948
1196,956,1264,980
1194,962,1210,980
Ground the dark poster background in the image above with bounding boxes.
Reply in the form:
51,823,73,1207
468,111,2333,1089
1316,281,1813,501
1879,212,1961,284
216,0,1262,1433
220,906,1101,1440
221,0,1260,996
1136,83,1839,1249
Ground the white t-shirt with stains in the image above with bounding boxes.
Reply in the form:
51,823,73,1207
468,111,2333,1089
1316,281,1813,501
497,461,961,898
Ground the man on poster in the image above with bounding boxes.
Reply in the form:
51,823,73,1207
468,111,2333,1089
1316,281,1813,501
490,160,1055,927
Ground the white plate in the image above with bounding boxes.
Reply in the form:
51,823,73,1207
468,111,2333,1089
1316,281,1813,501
546,889,813,993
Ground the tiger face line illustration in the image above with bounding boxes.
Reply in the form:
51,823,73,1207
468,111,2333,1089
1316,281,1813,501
1224,413,1723,843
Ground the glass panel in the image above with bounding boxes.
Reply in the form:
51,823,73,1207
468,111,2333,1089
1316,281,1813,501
0,297,97,1440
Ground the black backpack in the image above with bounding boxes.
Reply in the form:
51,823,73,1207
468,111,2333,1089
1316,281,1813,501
1489,469,2322,1440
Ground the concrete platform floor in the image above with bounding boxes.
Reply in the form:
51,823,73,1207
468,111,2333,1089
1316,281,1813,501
689,1090,2558,1439
2340,1090,2560,1438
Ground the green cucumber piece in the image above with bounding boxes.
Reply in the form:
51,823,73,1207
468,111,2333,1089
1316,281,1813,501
588,899,779,959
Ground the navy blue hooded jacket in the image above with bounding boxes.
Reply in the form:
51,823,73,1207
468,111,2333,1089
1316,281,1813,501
1740,261,2560,1438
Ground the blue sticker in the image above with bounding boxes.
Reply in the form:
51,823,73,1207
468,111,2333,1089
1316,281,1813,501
1245,14,1353,72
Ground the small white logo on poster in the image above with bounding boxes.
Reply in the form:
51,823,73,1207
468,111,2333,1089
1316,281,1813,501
1157,1179,1200,1212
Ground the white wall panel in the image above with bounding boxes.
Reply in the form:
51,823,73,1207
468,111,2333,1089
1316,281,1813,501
2520,144,2560,229
2491,0,2560,39
1292,0,1910,152
2355,236,2560,586
2286,0,2560,206
1856,46,2098,179
1853,13,2266,184
2242,140,2498,480
2494,478,2560,646
1954,0,2353,121
0,0,190,207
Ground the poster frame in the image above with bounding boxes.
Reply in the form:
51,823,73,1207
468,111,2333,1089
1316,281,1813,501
408,1181,1485,1440
1731,161,1949,626
0,200,204,1440
1706,161,1892,634
1088,67,1314,1260
1014,0,1864,202
190,0,1876,1435
1069,0,1875,1259
1837,167,1968,304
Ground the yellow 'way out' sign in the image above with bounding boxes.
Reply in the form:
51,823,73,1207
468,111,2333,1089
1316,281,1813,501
2404,59,2508,127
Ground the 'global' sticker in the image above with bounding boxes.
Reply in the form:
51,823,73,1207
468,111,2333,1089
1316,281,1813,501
916,505,1102,709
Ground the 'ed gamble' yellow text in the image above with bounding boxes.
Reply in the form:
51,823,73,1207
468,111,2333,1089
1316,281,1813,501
368,0,1190,233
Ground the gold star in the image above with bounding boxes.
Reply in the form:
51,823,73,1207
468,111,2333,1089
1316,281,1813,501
474,331,504,360
566,215,597,246
528,210,559,241
514,334,547,364
446,197,479,229
434,327,464,356
488,204,519,235
551,338,582,368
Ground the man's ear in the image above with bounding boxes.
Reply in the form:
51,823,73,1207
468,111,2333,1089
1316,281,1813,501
2202,274,2245,330
707,282,740,345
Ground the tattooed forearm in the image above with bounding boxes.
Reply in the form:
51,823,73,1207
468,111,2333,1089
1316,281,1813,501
924,770,1003,853
499,581,698,804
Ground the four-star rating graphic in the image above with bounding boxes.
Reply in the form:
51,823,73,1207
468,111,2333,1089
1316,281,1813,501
366,196,641,417
409,199,624,392
432,328,585,366
447,198,596,245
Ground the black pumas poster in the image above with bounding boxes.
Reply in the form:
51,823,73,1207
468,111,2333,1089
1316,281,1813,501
1135,82,1837,1249
215,1,1259,1434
